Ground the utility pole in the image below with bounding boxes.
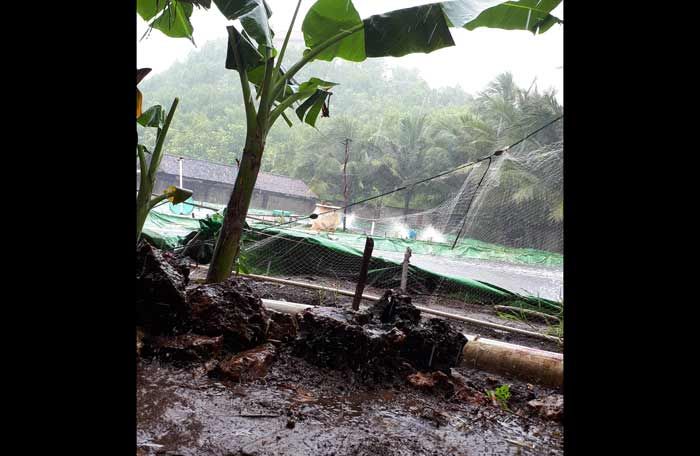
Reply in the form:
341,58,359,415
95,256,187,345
342,138,351,232
178,157,184,188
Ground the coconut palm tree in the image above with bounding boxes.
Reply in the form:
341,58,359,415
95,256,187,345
294,116,369,202
365,114,448,217
433,73,562,252
499,143,563,223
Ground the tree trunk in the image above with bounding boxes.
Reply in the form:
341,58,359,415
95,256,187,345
136,192,151,241
206,131,265,283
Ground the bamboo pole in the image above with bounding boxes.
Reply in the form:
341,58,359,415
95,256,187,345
462,335,563,387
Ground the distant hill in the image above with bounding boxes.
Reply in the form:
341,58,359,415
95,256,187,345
138,38,472,176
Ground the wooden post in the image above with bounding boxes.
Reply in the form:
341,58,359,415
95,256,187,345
400,247,412,292
352,237,374,310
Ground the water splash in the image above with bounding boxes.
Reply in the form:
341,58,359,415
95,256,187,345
417,225,445,243
391,222,410,239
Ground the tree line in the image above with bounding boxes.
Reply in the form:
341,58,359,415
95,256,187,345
139,39,562,214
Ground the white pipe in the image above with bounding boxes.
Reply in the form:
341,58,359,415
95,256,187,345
370,221,375,236
178,157,183,188
262,298,311,314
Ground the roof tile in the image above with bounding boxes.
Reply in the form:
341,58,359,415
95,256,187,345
157,154,317,199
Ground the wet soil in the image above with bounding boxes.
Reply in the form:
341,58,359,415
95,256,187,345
137,346,563,456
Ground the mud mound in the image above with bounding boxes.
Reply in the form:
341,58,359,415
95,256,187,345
294,290,467,382
368,289,421,325
266,310,299,342
294,306,407,380
137,244,269,357
137,248,464,387
399,318,467,373
187,280,269,352
136,241,190,335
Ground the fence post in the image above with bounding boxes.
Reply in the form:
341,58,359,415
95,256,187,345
400,247,412,293
352,237,374,310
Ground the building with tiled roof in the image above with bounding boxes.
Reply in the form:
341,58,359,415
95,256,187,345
146,154,318,214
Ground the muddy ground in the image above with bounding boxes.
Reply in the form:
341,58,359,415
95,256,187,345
138,345,563,456
138,267,563,455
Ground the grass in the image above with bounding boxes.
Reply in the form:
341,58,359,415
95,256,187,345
496,311,526,322
314,288,339,306
496,294,564,343
546,318,564,338
545,297,563,340
486,384,511,410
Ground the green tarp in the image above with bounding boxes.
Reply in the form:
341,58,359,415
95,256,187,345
269,227,563,267
142,210,202,249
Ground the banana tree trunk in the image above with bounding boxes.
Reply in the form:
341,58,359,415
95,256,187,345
136,191,151,241
206,130,265,283
137,186,168,242
136,145,155,242
135,98,179,242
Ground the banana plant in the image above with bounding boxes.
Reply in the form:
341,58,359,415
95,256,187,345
138,0,213,44
138,0,562,282
136,95,193,241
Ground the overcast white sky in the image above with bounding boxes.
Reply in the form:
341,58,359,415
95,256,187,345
137,1,563,102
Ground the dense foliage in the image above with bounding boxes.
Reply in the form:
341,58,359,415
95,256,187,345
139,39,561,212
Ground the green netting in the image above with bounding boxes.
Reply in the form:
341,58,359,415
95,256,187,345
140,210,561,313
250,225,562,267
242,225,561,312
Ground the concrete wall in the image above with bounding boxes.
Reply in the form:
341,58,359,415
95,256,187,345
264,193,316,214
